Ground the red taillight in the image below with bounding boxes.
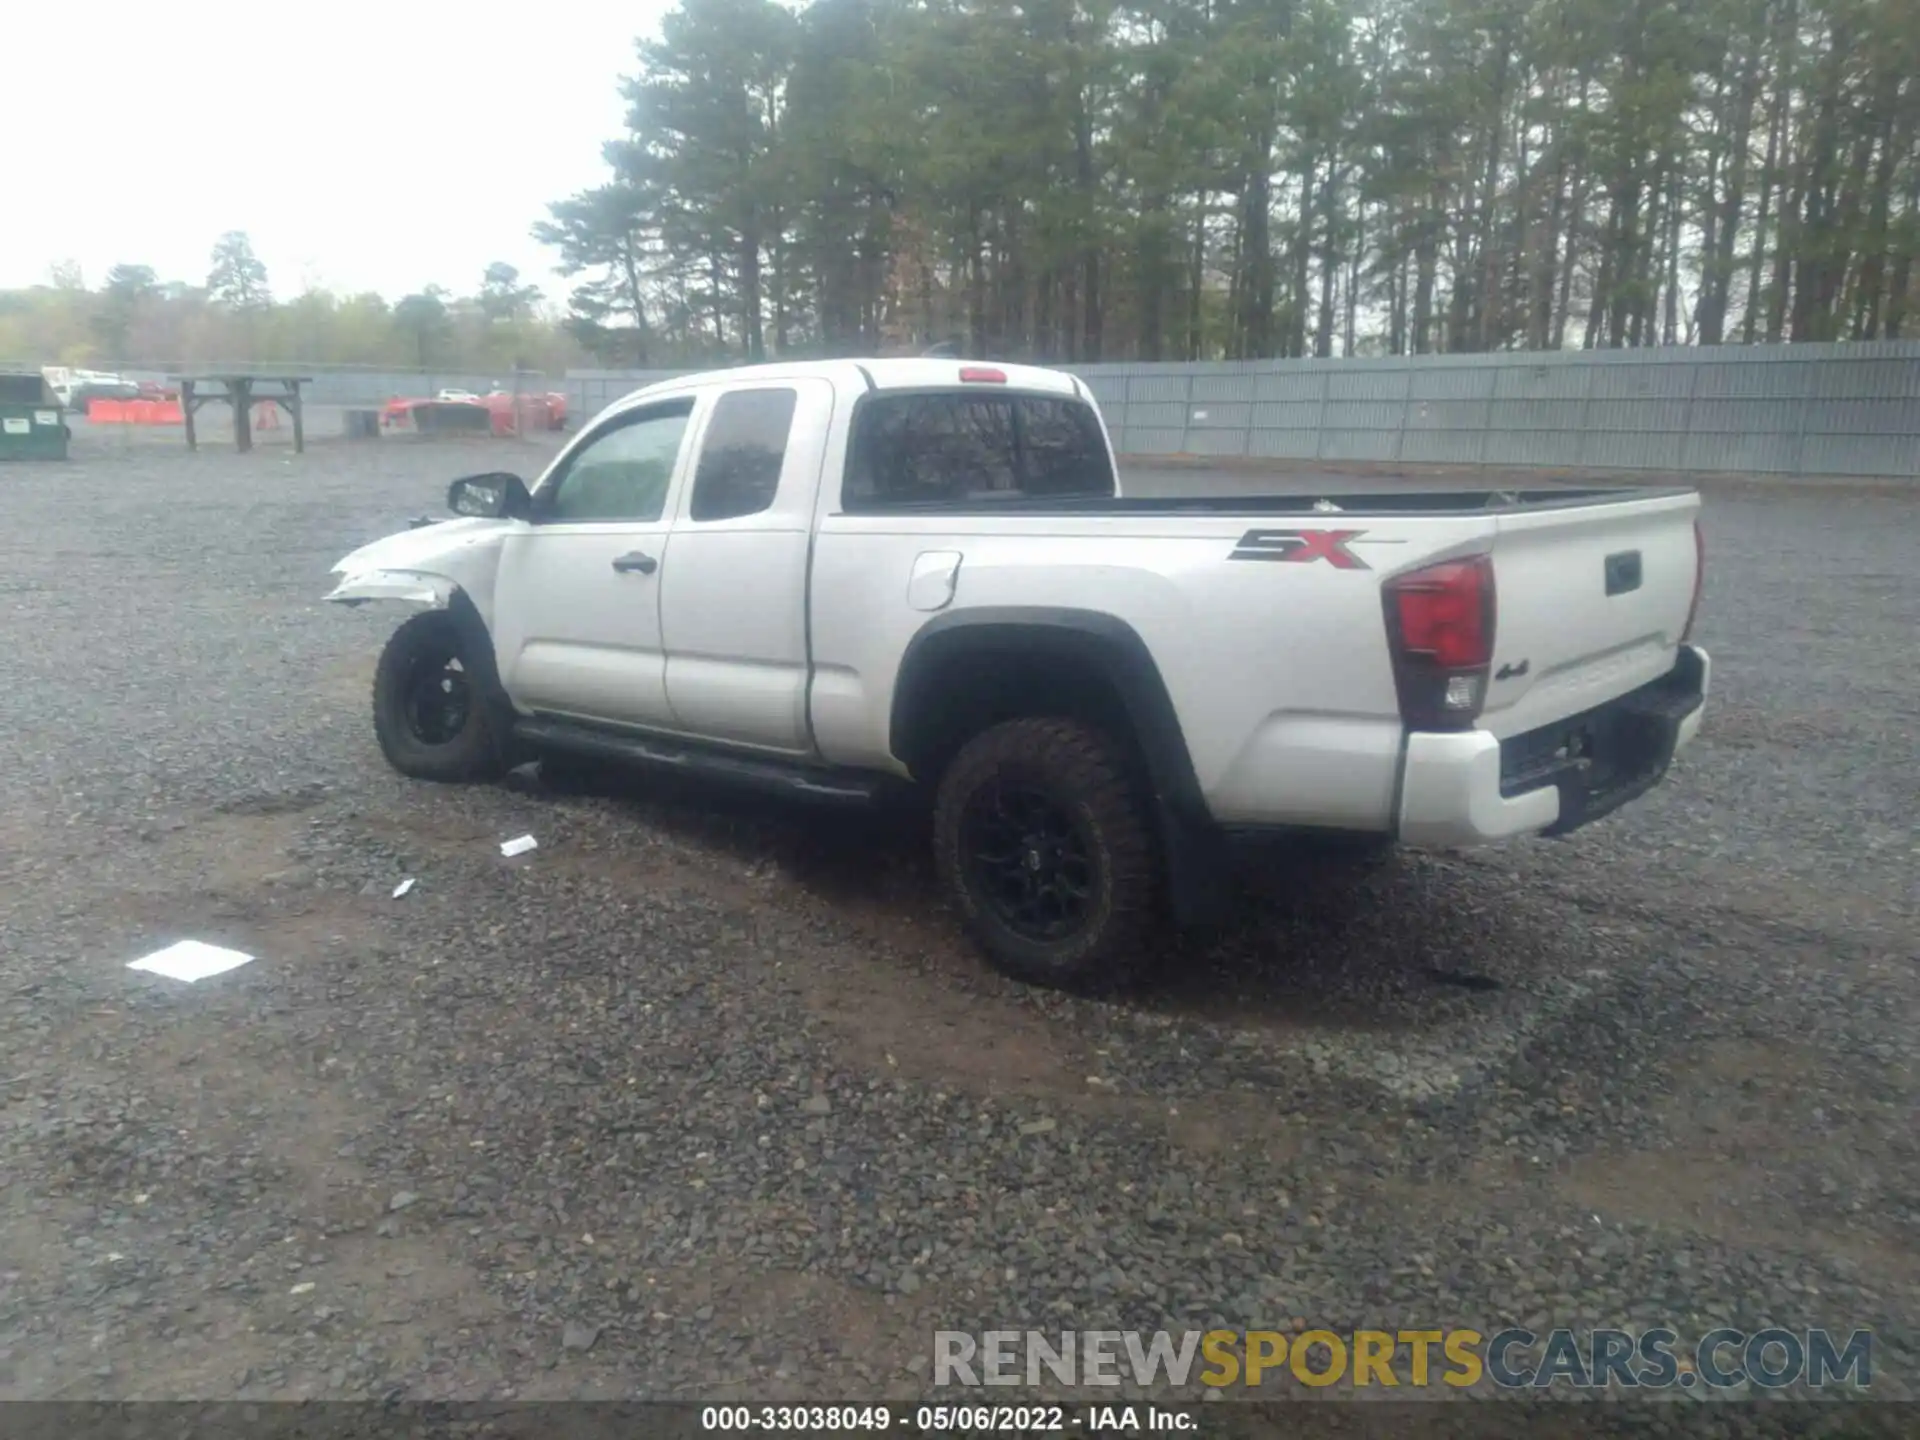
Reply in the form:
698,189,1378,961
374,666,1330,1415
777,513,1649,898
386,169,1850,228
1681,518,1705,643
1382,554,1497,730
959,367,1007,384
1388,558,1494,668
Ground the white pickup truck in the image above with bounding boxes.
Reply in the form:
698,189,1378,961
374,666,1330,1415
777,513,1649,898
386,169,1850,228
328,358,1709,992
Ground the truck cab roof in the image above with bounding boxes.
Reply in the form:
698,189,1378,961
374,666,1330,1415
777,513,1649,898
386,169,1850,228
608,357,1084,417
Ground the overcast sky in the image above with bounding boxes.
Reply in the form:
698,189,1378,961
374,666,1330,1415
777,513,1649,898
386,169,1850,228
0,0,670,302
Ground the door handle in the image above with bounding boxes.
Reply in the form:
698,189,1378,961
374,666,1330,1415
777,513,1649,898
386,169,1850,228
611,551,658,575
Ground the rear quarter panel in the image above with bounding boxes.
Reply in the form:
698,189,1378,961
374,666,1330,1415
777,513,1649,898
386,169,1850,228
807,512,1495,828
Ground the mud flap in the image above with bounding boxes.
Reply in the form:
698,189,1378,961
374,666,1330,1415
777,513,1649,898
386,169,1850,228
1159,801,1236,930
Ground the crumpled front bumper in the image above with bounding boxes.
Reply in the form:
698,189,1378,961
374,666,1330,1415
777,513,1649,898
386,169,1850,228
324,567,453,607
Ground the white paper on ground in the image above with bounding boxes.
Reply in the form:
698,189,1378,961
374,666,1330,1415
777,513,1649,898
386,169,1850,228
127,940,256,983
499,835,538,857
392,878,416,898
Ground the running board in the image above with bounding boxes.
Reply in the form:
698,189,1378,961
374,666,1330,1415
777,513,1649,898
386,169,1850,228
513,717,884,807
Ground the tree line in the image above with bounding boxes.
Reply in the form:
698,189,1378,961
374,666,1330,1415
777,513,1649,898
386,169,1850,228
539,0,1920,365
0,231,578,375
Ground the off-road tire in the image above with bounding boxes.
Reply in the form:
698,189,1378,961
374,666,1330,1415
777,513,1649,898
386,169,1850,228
932,717,1161,994
372,609,510,783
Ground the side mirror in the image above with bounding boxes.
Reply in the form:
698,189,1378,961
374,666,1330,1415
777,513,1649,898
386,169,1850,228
447,471,531,520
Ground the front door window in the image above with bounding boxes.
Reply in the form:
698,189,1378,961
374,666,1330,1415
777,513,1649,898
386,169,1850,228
540,402,695,523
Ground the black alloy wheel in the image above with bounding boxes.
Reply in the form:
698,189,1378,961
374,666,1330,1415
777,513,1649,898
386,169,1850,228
958,777,1098,943
371,609,510,782
932,717,1161,993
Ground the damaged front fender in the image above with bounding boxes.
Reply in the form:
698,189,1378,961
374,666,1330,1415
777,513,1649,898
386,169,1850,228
325,568,457,608
325,517,516,626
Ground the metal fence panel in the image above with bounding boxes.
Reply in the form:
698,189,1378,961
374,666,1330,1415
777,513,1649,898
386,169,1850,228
1186,428,1250,457
1692,361,1816,398
1589,365,1696,400
1188,402,1250,430
1120,428,1188,455
1820,399,1916,434
1585,399,1693,432
1682,432,1797,472
1319,430,1399,461
1127,375,1191,403
1126,401,1186,429
1252,401,1322,429
1812,360,1920,399
1488,399,1586,432
1327,371,1399,402
1253,373,1325,402
565,369,687,420
1249,428,1322,458
1401,430,1486,464
1409,368,1495,401
559,340,1920,479
1323,400,1403,430
298,370,509,405
1803,434,1920,475
1493,365,1591,400
1689,400,1801,434
1580,433,1689,470
1406,400,1490,430
1191,375,1256,402
1485,431,1586,468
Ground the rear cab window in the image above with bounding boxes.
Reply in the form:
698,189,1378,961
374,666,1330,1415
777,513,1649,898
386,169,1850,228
843,391,1115,511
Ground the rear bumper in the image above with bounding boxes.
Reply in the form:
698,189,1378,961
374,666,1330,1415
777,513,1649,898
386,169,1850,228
1397,645,1709,847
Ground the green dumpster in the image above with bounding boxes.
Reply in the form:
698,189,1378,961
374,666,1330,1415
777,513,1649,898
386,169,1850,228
0,372,70,461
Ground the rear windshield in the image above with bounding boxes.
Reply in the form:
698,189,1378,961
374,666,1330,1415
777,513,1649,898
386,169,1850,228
843,392,1115,511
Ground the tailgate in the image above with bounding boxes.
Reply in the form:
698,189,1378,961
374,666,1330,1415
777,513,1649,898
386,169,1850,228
1478,490,1700,739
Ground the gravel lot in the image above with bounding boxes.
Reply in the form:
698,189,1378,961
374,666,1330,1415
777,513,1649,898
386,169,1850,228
1,419,1915,1428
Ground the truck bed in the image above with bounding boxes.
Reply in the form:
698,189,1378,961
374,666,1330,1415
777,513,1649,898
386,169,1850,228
1111,450,1908,498
1118,458,1679,499
877,474,1690,515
